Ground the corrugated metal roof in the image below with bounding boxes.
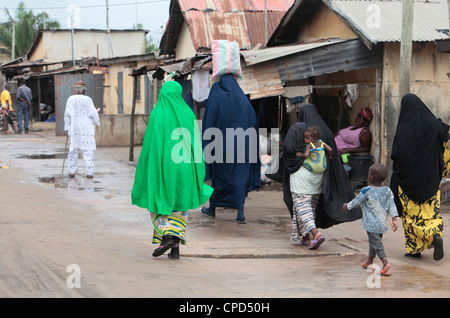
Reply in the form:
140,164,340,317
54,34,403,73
276,38,383,82
239,59,285,99
178,0,295,12
14,66,88,80
241,38,349,65
330,0,449,43
160,0,295,54
244,11,288,47
186,11,252,49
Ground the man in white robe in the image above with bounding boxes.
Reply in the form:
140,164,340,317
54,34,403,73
64,80,100,178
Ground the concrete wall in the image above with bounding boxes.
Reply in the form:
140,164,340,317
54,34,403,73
296,2,358,43
103,59,161,115
380,42,450,167
175,21,197,59
95,114,149,147
29,30,147,61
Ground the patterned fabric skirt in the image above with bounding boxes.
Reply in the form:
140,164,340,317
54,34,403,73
398,188,443,254
151,211,188,245
291,193,320,241
397,141,449,254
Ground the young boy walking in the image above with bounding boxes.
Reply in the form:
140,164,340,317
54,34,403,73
343,163,398,276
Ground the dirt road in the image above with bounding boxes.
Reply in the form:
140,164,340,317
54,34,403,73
1,130,450,300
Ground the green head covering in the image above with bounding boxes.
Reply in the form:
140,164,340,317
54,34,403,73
132,80,213,215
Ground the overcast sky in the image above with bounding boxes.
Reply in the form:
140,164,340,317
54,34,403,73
0,0,171,43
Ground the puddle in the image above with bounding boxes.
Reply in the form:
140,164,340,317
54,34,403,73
16,153,66,159
38,176,105,192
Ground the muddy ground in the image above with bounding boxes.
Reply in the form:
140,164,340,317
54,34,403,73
1,130,450,300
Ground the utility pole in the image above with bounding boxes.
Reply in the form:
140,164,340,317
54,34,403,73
71,15,75,66
11,20,15,60
135,0,138,29
106,0,111,58
399,0,414,97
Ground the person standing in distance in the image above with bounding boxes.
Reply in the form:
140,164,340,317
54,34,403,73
16,79,32,134
1,84,17,134
64,80,100,178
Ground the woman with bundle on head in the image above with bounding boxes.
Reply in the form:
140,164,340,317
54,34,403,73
199,74,261,224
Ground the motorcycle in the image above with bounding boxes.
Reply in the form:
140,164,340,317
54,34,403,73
0,108,17,132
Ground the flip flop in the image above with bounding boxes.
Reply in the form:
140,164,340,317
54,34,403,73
301,235,311,246
308,236,325,250
380,264,391,276
152,236,174,257
361,262,370,269
301,240,311,246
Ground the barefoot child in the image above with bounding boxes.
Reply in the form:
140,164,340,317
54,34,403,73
343,163,398,276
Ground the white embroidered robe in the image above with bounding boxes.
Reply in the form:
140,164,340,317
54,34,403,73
64,94,100,152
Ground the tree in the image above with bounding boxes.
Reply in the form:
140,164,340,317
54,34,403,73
0,2,60,59
136,23,159,53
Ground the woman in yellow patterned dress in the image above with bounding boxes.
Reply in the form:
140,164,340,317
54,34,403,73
390,94,450,261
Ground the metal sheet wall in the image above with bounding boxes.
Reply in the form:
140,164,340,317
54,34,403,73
276,39,383,83
55,73,104,136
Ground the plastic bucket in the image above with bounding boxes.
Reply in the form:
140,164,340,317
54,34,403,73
348,153,373,182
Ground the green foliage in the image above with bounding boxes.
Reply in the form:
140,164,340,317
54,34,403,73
0,1,60,58
136,22,159,53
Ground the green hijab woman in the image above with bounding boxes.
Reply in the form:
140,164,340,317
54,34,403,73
132,80,213,259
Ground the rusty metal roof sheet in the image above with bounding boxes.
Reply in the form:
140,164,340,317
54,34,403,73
178,0,295,12
13,66,88,80
186,10,252,49
160,0,295,55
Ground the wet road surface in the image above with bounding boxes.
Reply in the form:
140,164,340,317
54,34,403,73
1,128,450,298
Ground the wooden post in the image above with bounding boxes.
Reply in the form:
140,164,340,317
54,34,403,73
264,0,268,47
375,67,383,164
448,0,450,77
129,75,137,163
37,78,41,122
399,0,414,97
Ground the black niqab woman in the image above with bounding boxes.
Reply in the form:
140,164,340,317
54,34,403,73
282,104,362,228
390,93,450,212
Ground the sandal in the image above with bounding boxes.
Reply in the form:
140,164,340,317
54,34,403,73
300,234,311,246
380,264,391,276
168,243,180,260
301,237,311,246
308,236,325,250
361,262,371,269
152,235,174,257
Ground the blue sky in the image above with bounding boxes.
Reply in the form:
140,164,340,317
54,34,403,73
0,0,171,44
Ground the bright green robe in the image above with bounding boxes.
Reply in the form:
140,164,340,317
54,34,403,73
131,81,213,215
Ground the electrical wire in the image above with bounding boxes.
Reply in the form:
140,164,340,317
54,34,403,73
3,0,170,11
